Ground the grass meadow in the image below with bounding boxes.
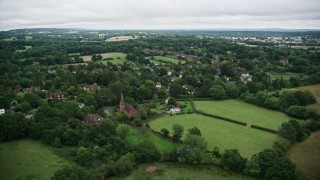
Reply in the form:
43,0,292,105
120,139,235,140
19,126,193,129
151,56,185,64
15,45,32,53
117,163,253,180
289,131,320,180
195,100,292,130
0,139,71,180
149,114,278,158
118,124,179,153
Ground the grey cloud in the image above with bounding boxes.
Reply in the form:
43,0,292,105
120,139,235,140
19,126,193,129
0,0,319,30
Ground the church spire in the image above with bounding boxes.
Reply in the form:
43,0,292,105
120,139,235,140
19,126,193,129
120,93,124,102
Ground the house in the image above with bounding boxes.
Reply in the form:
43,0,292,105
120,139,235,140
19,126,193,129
83,83,100,91
91,68,102,74
84,114,101,124
48,92,65,101
119,93,139,116
0,109,5,115
79,103,85,109
169,107,181,114
167,71,172,76
241,73,253,83
25,114,33,119
279,59,289,65
156,82,161,89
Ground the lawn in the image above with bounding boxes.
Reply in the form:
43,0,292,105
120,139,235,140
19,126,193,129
296,85,320,112
267,72,301,80
149,114,278,158
1,37,17,41
151,56,185,64
0,139,71,180
195,100,292,130
119,124,179,153
288,131,320,180
81,52,130,65
15,45,32,53
117,163,253,180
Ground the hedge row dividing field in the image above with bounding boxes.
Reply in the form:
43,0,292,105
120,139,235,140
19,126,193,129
194,100,292,130
149,114,278,158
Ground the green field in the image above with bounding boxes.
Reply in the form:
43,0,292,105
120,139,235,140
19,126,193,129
100,53,132,65
268,72,301,80
149,114,278,158
195,100,291,130
118,163,253,180
1,37,17,41
119,124,179,153
151,56,185,64
0,139,71,180
15,45,32,53
289,131,320,180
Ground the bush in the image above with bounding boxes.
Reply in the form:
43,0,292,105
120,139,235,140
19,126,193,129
221,149,247,172
286,106,309,119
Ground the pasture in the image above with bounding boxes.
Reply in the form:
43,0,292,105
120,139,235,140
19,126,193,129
81,52,130,65
289,131,320,180
195,100,291,130
149,114,278,158
151,56,185,64
267,72,301,80
15,45,32,53
0,139,70,180
118,163,253,180
105,36,137,42
1,37,17,41
119,124,179,153
296,85,320,112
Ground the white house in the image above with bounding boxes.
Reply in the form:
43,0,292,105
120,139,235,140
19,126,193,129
0,109,5,115
167,71,172,76
169,107,181,114
156,82,161,89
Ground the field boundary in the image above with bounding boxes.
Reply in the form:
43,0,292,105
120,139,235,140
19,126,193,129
195,110,277,134
195,110,247,126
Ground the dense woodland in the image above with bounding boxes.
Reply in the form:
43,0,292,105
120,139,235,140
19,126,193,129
0,29,320,179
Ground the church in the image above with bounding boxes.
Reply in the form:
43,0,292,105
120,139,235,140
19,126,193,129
119,93,139,116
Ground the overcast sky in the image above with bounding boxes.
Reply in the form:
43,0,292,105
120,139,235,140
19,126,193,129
0,0,319,30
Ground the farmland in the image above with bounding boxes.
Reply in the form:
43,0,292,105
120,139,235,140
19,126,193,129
118,163,253,180
267,72,302,80
81,52,130,65
0,139,71,180
105,36,137,42
288,131,320,180
296,85,320,112
195,100,292,130
15,45,32,53
149,114,278,158
119,124,179,153
151,56,185,64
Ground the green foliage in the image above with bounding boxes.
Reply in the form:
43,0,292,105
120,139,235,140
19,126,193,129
172,124,184,140
187,126,201,136
52,166,97,180
209,85,225,99
0,113,28,141
221,149,247,172
134,140,161,163
286,105,309,119
278,122,297,143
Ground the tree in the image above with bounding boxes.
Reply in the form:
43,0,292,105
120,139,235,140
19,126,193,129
172,124,184,140
0,113,28,141
134,140,160,163
286,106,309,119
52,166,97,180
169,81,183,97
75,147,92,166
209,85,225,99
160,128,170,137
188,127,201,136
221,149,247,172
278,122,297,143
118,125,129,139
264,158,297,180
167,97,176,106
